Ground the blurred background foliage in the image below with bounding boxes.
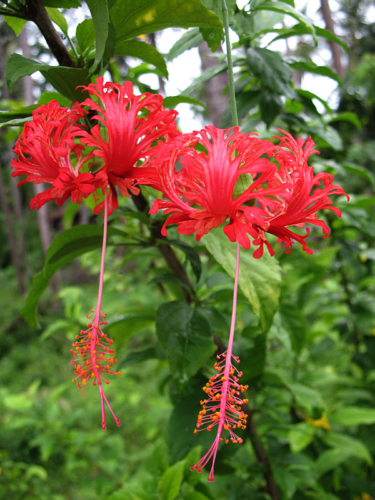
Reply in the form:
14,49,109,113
0,0,374,499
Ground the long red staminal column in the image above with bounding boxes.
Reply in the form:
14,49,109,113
191,242,248,481
71,190,121,429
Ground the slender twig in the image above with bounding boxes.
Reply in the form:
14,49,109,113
221,0,238,128
21,0,76,67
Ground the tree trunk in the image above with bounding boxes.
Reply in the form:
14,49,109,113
320,0,344,76
198,42,229,127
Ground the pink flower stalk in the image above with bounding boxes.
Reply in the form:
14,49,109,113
191,243,248,481
78,77,180,214
11,100,96,209
70,190,121,429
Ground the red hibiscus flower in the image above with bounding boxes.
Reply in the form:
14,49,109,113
11,100,95,210
140,125,288,250
78,77,180,214
251,130,350,258
141,126,348,256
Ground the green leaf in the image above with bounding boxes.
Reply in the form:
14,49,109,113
288,422,315,453
163,239,202,281
111,0,223,44
167,28,203,61
280,300,307,354
183,62,228,95
107,309,157,349
315,447,353,478
159,460,185,500
42,0,81,7
239,327,267,382
200,27,223,52
266,368,325,411
246,47,293,95
163,95,205,109
259,91,283,127
330,406,375,426
0,105,37,123
0,117,33,128
114,40,168,78
3,16,27,36
156,302,216,389
296,89,332,114
76,19,96,55
86,0,111,71
252,1,315,37
323,432,373,465
120,346,165,369
289,60,340,83
22,225,125,328
202,229,281,332
314,26,348,53
342,164,375,189
37,91,72,107
5,54,91,101
327,112,362,130
46,7,68,36
185,493,210,500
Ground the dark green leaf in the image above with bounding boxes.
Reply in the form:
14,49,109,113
280,300,307,354
22,225,125,328
296,89,332,114
114,40,168,78
163,95,205,109
86,0,110,71
163,239,202,281
156,302,216,389
246,47,293,95
167,28,203,61
342,164,375,188
327,112,361,130
107,309,156,349
259,91,283,127
239,326,267,382
42,0,81,6
0,105,37,123
202,229,281,332
167,373,217,461
111,0,223,44
289,60,340,83
150,273,192,293
5,54,91,101
0,117,32,128
120,346,165,369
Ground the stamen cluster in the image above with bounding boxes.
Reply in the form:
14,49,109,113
71,309,122,429
191,351,248,481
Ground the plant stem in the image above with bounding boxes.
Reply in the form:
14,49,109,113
221,0,238,127
94,189,108,327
